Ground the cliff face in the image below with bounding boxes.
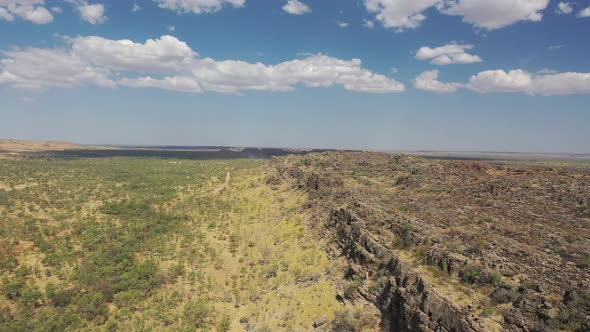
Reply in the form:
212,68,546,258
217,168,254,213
328,208,482,332
267,152,590,332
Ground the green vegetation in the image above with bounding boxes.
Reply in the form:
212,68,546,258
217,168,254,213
0,156,363,330
461,270,479,284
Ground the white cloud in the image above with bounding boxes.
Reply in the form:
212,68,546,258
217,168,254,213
363,0,439,30
530,72,590,95
556,2,572,14
15,5,52,23
282,0,310,15
0,35,405,95
363,19,374,28
167,25,175,31
120,76,202,93
51,6,62,13
0,6,14,20
364,0,550,31
131,3,140,12
190,55,405,94
154,0,245,14
468,69,533,93
65,0,106,24
413,70,462,93
0,0,53,24
415,43,482,65
78,3,106,23
468,69,590,95
410,68,590,96
578,6,590,17
69,35,197,73
0,47,115,90
438,0,549,30
337,21,348,27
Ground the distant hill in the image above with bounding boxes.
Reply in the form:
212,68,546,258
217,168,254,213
0,139,82,152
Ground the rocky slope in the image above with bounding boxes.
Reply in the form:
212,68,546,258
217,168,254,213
267,152,590,332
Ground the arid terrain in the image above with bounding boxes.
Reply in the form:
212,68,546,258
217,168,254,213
0,140,83,152
268,152,590,331
0,141,589,331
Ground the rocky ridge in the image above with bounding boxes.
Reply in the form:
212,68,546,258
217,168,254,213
267,152,590,331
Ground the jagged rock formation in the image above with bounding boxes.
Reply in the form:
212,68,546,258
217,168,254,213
268,152,590,332
328,208,483,332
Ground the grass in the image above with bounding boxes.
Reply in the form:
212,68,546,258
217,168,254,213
0,156,362,331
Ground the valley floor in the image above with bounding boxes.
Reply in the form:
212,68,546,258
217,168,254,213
0,156,375,331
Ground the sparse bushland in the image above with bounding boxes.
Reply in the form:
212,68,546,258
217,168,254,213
0,155,374,331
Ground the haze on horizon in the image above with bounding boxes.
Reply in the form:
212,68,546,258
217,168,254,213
1,0,589,153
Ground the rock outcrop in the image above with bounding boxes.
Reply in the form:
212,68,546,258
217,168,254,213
268,151,590,332
328,208,483,332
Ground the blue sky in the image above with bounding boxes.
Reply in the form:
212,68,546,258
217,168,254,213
1,0,589,152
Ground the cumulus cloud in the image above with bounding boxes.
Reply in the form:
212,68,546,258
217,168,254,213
188,55,405,94
468,69,532,93
578,6,590,17
282,0,310,15
65,0,106,24
438,0,549,30
69,35,197,73
363,0,439,30
131,3,140,12
78,3,106,23
0,0,53,24
468,69,590,95
0,34,405,95
154,0,245,14
415,43,482,65
411,68,590,96
364,0,550,31
556,2,573,14
0,47,115,90
413,70,462,93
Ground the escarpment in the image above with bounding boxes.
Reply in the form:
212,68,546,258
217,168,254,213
328,208,484,332
268,152,590,332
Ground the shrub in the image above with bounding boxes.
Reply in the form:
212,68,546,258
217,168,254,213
344,279,362,299
481,306,495,317
3,279,25,300
15,265,31,278
19,286,43,307
47,287,74,307
462,270,479,284
519,280,534,291
331,309,378,332
113,290,142,307
74,292,108,322
491,287,516,305
217,315,231,332
184,299,214,328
